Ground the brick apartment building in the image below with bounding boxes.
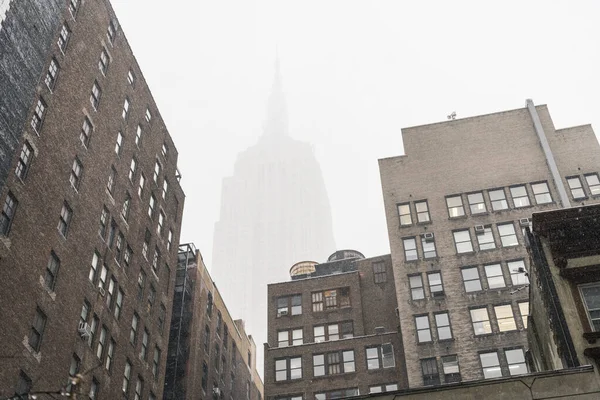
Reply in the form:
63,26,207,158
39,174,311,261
264,250,409,399
164,243,264,400
378,100,600,387
0,0,184,398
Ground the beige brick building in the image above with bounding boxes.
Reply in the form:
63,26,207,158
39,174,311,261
378,100,600,387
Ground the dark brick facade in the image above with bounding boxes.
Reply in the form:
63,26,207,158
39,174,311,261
0,0,184,398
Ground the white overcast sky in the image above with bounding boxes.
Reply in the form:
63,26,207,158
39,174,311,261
112,0,600,270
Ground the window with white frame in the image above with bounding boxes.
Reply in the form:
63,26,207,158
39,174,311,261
58,24,71,53
314,322,353,342
275,357,302,381
409,274,424,300
15,141,34,180
90,81,101,110
122,98,130,119
567,176,586,199
580,283,600,331
98,49,109,75
80,117,92,147
421,235,437,258
366,343,395,369
115,131,123,155
508,259,529,285
518,301,529,329
31,98,46,132
57,202,72,237
427,272,444,298
107,21,116,44
510,185,530,208
468,192,486,214
531,181,553,204
45,58,59,90
415,200,430,222
397,203,411,226
489,188,508,211
494,305,517,332
446,195,465,218
480,351,501,379
415,315,432,343
585,173,600,196
403,237,418,260
484,264,505,289
476,226,495,250
70,158,83,189
453,230,473,253
498,223,518,247
435,312,452,340
277,329,303,347
470,307,492,335
462,267,482,292
506,348,528,376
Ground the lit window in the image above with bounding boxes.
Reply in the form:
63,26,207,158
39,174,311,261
69,158,83,189
498,222,518,247
57,202,72,237
567,176,586,199
0,192,18,236
80,117,92,147
57,24,70,52
122,360,131,395
476,226,495,250
415,200,430,222
90,81,101,110
480,351,501,379
98,49,109,75
421,235,437,258
421,358,440,386
468,192,486,214
28,308,47,351
461,267,482,292
495,305,517,332
470,307,492,335
580,283,600,331
107,21,116,44
373,261,386,283
518,301,529,329
585,174,600,196
489,188,508,211
428,272,444,298
115,131,123,155
508,260,529,286
415,315,431,343
506,348,528,376
45,58,59,90
138,174,145,197
145,107,152,122
107,166,116,194
44,251,60,290
129,158,137,181
409,275,424,300
453,230,473,253
366,343,395,369
135,124,143,146
31,98,46,132
442,355,461,383
510,185,530,208
122,98,130,119
275,357,302,381
397,203,411,225
403,237,418,260
15,141,34,180
446,195,465,218
484,264,505,289
531,181,552,204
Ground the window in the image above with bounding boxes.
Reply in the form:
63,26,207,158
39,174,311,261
480,351,501,379
57,202,72,237
15,141,34,180
69,158,83,189
152,248,160,272
366,343,395,369
162,179,168,200
90,81,101,110
409,274,425,300
107,21,116,43
421,358,440,386
124,245,133,268
313,351,355,376
277,294,301,316
204,325,210,351
98,207,108,240
506,348,528,376
44,251,60,290
278,329,303,347
66,354,81,393
468,192,486,214
138,174,146,197
373,261,386,283
88,252,100,283
315,389,359,399
510,185,530,208
98,49,109,74
114,131,124,155
580,283,600,333
96,326,107,359
29,307,47,351
207,292,213,316
276,397,303,400
79,301,90,328
470,307,492,335
127,69,135,86
312,288,350,312
134,377,143,400
141,329,149,360
153,160,161,183
115,233,125,262
161,142,169,158
80,116,92,147
415,315,431,343
446,195,465,218
148,194,156,218
585,174,600,196
369,384,398,394
498,222,518,247
435,312,452,340
567,176,586,199
462,267,482,292
518,302,529,329
152,347,160,379
88,316,98,347
531,181,552,204
129,158,137,181
442,355,461,383
167,229,173,251
415,200,430,222
313,322,353,343
146,107,152,122
508,260,529,286
107,166,116,194
68,0,78,17
122,98,130,119
397,203,411,225
105,339,115,371
476,226,495,250
485,264,505,289
157,211,165,235
16,371,32,396
45,58,59,90
495,305,517,332
427,272,444,298
403,237,418,261
122,360,132,395
158,304,166,334
421,235,437,258
489,188,508,211
115,288,124,319
275,357,302,381
0,192,18,235
121,194,131,221
31,98,46,132
130,313,139,345
453,230,473,253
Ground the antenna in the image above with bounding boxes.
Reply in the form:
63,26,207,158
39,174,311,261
447,111,457,120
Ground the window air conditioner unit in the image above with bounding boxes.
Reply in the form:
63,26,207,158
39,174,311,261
423,232,434,242
474,225,485,234
519,218,530,227
98,286,106,297
78,322,92,338
277,309,289,317
374,326,385,335
213,388,220,396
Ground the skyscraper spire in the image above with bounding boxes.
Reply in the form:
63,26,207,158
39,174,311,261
263,50,289,137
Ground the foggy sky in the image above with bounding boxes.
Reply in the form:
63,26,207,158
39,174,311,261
111,0,600,272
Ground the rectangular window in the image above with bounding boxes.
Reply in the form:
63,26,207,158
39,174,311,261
409,274,424,300
397,203,412,225
58,24,70,52
421,358,440,386
31,98,46,132
369,384,398,394
453,230,473,253
138,174,146,197
152,247,160,272
531,181,553,204
80,117,92,147
152,347,161,379
127,70,135,86
315,389,359,399
312,288,350,311
141,329,149,360
16,371,32,396
446,195,465,218
468,192,487,214
518,301,529,329
581,283,600,331
162,179,168,200
567,176,586,199
510,185,530,208
167,229,173,251
99,207,108,239
44,251,60,290
148,194,156,218
107,21,116,43
158,304,166,334
98,49,109,75
115,131,123,155
373,261,386,283
506,348,528,376
585,173,600,196
489,188,508,211
508,259,529,286
88,316,98,347
90,81,101,110
476,226,495,250
15,141,34,180
275,357,302,381
107,166,116,194
69,158,83,189
278,328,303,347
480,351,501,379
134,377,143,400
57,202,72,237
105,339,115,371
403,237,418,261
96,326,107,359
442,355,461,383
427,272,444,298
69,0,78,17
153,160,161,183
0,192,18,235
366,343,395,370
462,267,482,292
122,360,132,395
29,307,47,351
277,294,302,316
435,312,452,340
89,378,99,400
144,107,152,123
498,222,518,247
415,315,432,343
45,58,59,90
157,211,165,235
421,235,437,258
495,305,517,332
129,158,137,181
415,200,430,223
122,98,130,119
470,307,492,335
314,351,355,376
115,288,124,319
88,252,100,283
484,264,505,289
161,142,168,158
129,313,139,345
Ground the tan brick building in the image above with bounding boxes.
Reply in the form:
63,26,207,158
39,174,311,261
164,244,264,400
264,250,409,399
378,100,600,387
0,0,184,398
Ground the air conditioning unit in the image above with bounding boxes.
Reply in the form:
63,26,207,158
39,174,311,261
422,232,434,242
474,225,485,234
213,387,220,396
78,322,92,338
98,286,106,297
277,309,289,317
374,326,385,335
519,218,531,227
